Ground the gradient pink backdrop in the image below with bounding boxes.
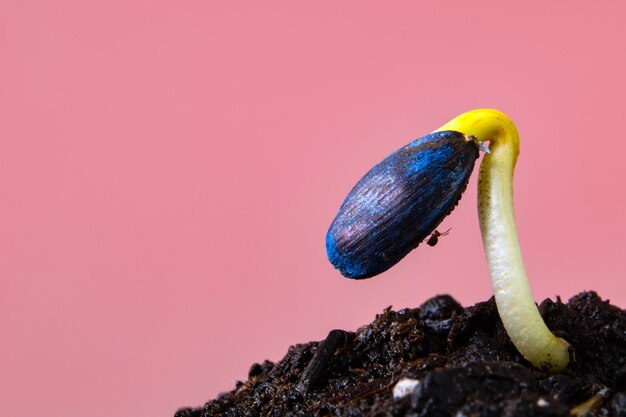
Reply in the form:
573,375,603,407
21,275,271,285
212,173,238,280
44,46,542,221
2,1,625,416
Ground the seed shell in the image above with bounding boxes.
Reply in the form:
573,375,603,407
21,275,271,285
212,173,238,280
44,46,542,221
326,130,479,279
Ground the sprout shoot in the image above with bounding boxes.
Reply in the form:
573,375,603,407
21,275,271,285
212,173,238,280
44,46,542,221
437,108,570,371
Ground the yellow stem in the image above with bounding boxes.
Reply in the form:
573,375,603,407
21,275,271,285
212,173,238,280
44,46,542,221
437,109,570,372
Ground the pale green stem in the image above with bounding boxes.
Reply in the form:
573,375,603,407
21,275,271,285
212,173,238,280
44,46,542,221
437,109,570,372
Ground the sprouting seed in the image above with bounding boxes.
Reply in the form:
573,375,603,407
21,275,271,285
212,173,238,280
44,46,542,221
326,109,571,372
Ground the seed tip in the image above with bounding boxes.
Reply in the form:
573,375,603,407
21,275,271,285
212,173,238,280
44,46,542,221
466,134,491,154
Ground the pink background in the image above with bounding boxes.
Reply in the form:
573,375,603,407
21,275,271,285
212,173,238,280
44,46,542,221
2,1,625,416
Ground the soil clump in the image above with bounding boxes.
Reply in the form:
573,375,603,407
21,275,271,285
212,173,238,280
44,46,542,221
175,292,626,417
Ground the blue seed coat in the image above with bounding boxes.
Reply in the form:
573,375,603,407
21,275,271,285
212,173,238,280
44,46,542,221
326,130,479,279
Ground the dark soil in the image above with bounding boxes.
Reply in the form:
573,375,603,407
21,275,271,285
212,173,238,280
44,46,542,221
175,292,626,417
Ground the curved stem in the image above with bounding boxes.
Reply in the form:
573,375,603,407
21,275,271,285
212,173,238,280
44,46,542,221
437,109,570,372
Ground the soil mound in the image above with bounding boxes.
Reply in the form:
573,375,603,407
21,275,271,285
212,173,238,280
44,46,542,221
176,292,626,417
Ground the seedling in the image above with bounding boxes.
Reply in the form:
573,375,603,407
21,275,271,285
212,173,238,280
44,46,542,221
326,109,570,372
